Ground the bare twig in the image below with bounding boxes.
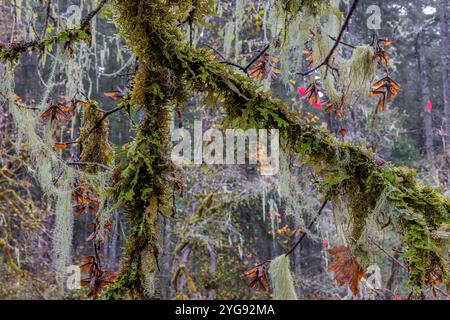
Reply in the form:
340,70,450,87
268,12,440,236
328,35,356,49
206,44,270,73
81,105,124,143
285,200,329,256
67,161,112,171
368,236,407,271
244,44,270,72
80,0,109,30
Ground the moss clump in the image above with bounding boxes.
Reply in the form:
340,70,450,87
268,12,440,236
79,104,114,173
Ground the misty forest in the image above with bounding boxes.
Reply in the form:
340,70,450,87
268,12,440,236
0,0,449,300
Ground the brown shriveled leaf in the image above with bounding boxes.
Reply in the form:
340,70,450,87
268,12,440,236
327,246,365,295
244,263,270,294
74,205,87,217
41,102,76,124
81,271,120,299
247,53,281,80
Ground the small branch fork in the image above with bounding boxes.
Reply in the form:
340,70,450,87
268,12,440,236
212,43,271,75
298,0,360,77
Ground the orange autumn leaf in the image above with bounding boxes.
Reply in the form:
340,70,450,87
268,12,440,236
244,263,269,294
78,100,93,108
327,246,365,295
54,143,69,150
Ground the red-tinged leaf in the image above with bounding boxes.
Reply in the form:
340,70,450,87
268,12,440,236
426,100,432,112
311,102,323,110
378,95,386,112
271,56,281,63
101,271,120,283
327,246,365,295
381,39,393,46
297,86,307,96
90,197,100,207
371,78,386,90
80,277,92,286
338,128,346,138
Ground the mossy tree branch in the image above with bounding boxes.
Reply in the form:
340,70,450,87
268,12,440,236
104,0,449,298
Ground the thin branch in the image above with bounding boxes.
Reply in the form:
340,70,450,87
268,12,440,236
80,0,109,30
206,44,269,73
285,200,329,256
219,61,246,71
67,161,112,171
328,35,356,49
298,0,360,76
81,105,123,143
244,44,270,72
368,237,408,271
205,44,226,60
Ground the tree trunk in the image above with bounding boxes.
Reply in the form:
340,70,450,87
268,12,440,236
438,0,450,154
416,34,434,162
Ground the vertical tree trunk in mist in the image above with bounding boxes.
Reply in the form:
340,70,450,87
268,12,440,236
438,0,450,152
417,35,434,162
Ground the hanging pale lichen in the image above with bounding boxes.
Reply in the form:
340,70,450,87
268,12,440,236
320,45,376,109
223,21,234,58
234,0,244,56
1,55,111,287
269,254,298,300
52,169,74,285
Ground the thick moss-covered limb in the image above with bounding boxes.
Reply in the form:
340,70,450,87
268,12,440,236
105,0,188,299
107,0,449,296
